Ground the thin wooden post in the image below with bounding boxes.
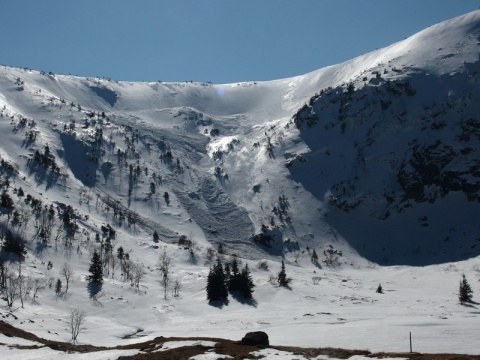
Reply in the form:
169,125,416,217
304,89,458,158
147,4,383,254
409,331,412,353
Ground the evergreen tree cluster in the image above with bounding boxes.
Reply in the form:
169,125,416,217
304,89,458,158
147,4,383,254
226,257,255,299
0,158,17,174
32,145,60,172
206,257,254,302
1,229,26,260
206,259,228,302
1,191,14,211
61,205,76,227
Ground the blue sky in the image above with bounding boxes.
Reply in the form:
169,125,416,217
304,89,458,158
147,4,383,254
1,0,478,84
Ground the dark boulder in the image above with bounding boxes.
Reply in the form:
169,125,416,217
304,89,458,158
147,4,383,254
240,331,269,346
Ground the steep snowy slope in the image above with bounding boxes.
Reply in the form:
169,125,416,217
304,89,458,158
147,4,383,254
1,11,479,266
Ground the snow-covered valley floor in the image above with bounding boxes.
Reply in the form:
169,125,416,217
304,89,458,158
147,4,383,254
2,252,480,358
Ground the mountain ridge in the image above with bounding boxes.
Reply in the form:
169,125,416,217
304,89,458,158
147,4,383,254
0,11,479,265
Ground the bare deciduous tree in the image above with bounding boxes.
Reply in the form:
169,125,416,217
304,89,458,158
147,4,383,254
31,278,45,303
188,237,198,264
121,258,132,282
24,276,35,298
110,255,117,278
157,250,172,300
53,224,65,252
18,275,34,308
130,263,145,290
17,263,26,308
172,277,182,298
12,208,31,236
60,263,73,292
68,308,86,343
5,273,19,307
324,253,340,268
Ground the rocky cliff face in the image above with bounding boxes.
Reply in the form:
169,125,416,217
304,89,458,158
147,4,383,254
289,55,480,264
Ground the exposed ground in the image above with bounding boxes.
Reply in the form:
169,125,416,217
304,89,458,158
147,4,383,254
1,320,479,360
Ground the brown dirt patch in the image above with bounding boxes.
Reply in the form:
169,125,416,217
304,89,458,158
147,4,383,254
2,320,480,359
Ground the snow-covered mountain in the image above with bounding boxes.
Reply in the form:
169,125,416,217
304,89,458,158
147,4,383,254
290,11,480,265
2,10,479,265
1,10,480,358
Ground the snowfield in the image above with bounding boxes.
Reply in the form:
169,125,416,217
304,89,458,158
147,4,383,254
0,9,480,360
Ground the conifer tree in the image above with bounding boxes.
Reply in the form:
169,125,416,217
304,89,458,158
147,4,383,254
88,250,103,284
1,230,26,260
0,191,14,210
206,258,228,302
55,278,62,295
117,246,124,260
277,259,288,286
238,264,255,299
311,249,319,263
459,274,473,304
224,261,231,284
228,257,240,292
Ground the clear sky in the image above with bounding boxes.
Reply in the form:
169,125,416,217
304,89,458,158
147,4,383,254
1,0,478,84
